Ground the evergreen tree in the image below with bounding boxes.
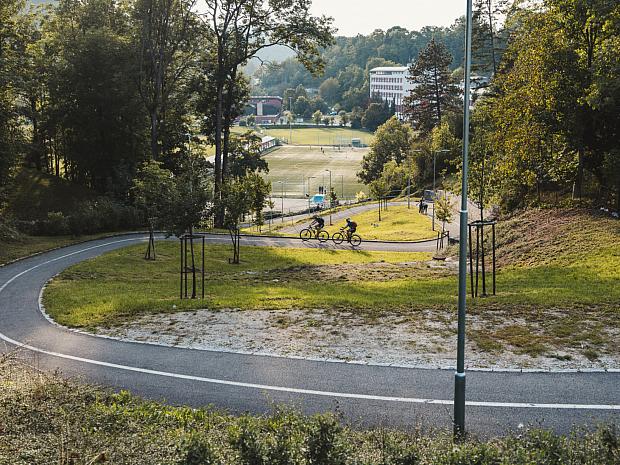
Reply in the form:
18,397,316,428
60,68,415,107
403,38,460,134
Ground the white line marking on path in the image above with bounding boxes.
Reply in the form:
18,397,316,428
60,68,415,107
0,332,618,410
1,237,619,411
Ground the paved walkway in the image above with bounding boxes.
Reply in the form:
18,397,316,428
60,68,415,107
0,235,618,435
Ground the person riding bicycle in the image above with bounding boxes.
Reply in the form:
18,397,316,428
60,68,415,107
343,218,357,239
310,215,325,231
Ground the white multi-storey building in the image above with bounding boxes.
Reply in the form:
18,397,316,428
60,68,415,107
368,66,415,118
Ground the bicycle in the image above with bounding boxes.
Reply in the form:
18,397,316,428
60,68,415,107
332,228,362,247
300,226,330,242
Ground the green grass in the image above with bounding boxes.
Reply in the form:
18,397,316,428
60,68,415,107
322,204,435,241
3,360,619,464
260,145,368,198
0,232,129,266
44,244,433,328
232,125,375,146
43,208,620,358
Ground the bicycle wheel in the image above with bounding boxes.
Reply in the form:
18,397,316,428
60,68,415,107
332,232,344,244
300,229,312,241
317,230,330,242
350,234,362,247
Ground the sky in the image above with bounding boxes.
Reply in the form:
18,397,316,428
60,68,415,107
310,0,466,36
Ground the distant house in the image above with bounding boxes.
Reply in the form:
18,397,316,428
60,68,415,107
246,96,283,125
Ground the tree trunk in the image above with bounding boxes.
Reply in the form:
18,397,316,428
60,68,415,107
150,110,159,160
576,149,584,201
486,0,497,75
214,75,225,227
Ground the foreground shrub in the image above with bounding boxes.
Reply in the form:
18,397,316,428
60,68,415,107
0,360,617,464
16,197,145,236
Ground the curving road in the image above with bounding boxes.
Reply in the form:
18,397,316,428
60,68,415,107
0,234,618,436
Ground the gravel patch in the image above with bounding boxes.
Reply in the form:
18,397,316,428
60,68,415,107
93,307,619,370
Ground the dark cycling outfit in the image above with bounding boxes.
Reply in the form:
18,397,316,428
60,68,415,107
345,219,357,235
311,217,325,230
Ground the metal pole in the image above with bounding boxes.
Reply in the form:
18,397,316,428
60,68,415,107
201,236,205,299
281,181,285,223
492,223,496,296
454,0,473,439
407,177,411,209
432,151,436,231
289,97,293,144
326,170,332,225
180,238,183,299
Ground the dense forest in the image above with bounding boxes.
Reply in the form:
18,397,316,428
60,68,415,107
0,0,618,241
0,0,333,238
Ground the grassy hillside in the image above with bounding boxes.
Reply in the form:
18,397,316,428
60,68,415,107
1,359,617,463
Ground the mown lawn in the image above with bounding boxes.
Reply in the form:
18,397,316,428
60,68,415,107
43,239,619,330
322,204,436,241
43,208,620,359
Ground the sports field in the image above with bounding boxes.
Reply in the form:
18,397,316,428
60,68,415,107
232,126,374,146
262,146,368,199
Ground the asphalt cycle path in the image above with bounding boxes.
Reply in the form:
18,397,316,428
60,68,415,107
0,234,618,436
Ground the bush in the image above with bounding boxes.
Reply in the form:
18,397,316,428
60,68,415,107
17,197,144,236
1,361,619,464
43,212,69,236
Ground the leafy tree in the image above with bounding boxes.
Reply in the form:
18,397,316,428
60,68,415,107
41,0,149,193
361,103,390,131
133,0,200,161
319,77,340,105
435,195,454,233
312,110,323,126
293,96,312,119
358,117,415,183
403,38,460,133
217,134,270,264
472,0,510,75
131,161,176,259
163,154,213,298
0,0,26,206
200,0,334,226
338,110,348,127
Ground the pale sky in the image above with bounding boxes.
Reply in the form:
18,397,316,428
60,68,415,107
310,0,467,36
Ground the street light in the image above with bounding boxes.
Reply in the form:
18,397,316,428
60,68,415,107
433,149,450,231
455,0,474,439
277,180,286,223
325,169,332,225
337,174,344,203
307,176,316,217
289,97,293,144
409,149,423,209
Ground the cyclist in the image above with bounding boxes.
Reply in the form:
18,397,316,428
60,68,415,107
310,215,325,231
343,217,357,240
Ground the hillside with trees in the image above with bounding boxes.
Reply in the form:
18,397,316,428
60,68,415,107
359,0,619,213
254,23,469,112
